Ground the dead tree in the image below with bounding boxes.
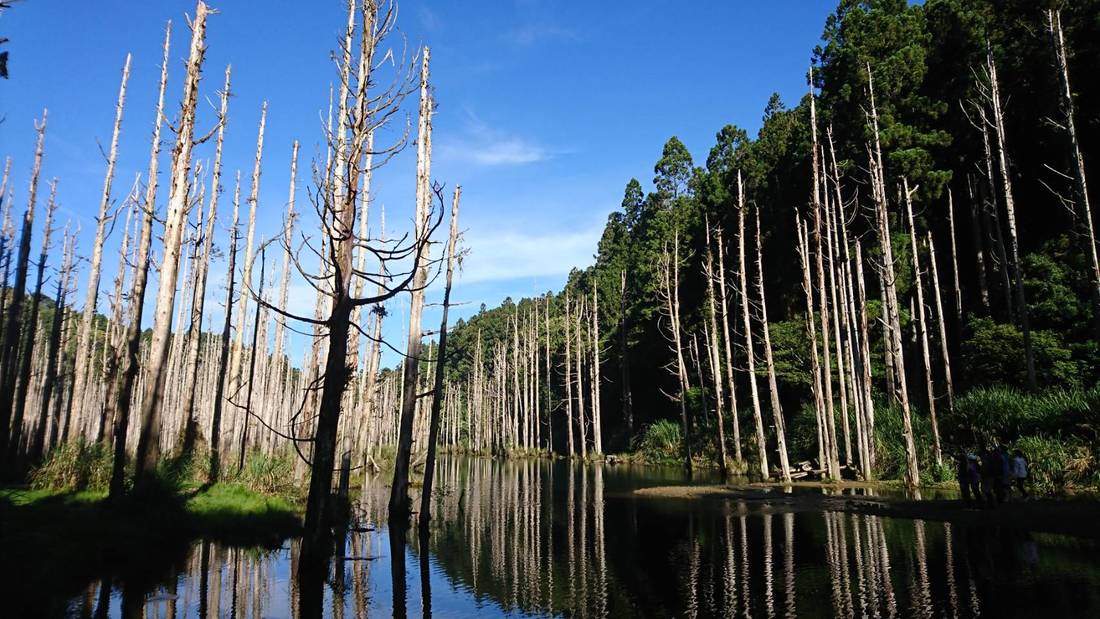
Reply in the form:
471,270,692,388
179,64,230,455
420,186,461,531
9,178,59,464
658,232,692,476
389,45,437,524
754,209,790,482
106,20,172,500
133,1,210,485
71,54,131,434
208,173,241,482
1047,9,1100,328
868,64,919,487
736,175,768,479
904,178,941,465
703,220,728,471
0,110,45,465
29,227,74,463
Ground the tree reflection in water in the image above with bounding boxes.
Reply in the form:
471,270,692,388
66,457,1100,617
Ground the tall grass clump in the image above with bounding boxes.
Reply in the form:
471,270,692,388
634,419,683,464
30,441,113,492
231,449,297,496
949,385,1100,445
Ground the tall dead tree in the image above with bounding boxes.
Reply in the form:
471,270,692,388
703,221,728,471
179,64,230,455
658,232,692,475
71,55,131,433
903,178,941,465
0,110,45,465
389,47,434,523
985,41,1036,389
715,227,742,462
1047,9,1100,326
589,281,602,455
106,20,172,500
868,64,919,486
754,209,790,482
420,186,461,531
133,1,210,485
736,174,768,479
208,173,241,482
10,178,58,463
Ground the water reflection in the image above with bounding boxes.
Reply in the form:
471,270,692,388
65,458,1100,617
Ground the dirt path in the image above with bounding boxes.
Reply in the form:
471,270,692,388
632,485,1100,540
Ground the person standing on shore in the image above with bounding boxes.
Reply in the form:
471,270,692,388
980,447,1001,507
1012,450,1030,498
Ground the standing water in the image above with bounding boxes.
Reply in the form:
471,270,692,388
67,457,1100,617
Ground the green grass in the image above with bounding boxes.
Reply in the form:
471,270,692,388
0,482,301,615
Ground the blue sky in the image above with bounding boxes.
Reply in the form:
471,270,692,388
2,1,836,362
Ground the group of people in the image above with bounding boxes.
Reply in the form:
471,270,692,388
956,445,1029,507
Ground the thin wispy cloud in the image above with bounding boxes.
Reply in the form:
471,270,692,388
505,23,580,46
439,110,551,167
457,224,602,284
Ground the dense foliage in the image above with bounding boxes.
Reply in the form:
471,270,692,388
440,0,1100,482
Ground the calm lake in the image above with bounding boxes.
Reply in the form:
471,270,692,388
67,457,1100,617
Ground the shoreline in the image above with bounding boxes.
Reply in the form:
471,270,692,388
631,483,1100,539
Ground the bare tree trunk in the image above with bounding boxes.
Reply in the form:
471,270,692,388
618,271,632,440
564,294,574,457
209,174,241,483
927,231,955,419
389,47,433,522
868,65,919,486
420,186,460,530
29,226,73,463
106,21,172,500
809,74,840,479
715,227,742,462
590,282,602,456
796,214,827,470
855,242,875,474
179,65,230,455
985,43,1036,388
9,179,58,465
755,209,790,482
737,175,768,479
133,2,210,484
71,55,131,436
659,232,692,476
574,300,587,459
0,111,45,465
228,102,267,454
904,179,941,465
1048,9,1100,330
703,222,728,471
946,189,964,326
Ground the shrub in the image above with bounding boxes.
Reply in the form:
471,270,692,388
30,441,113,492
1012,436,1098,493
634,419,683,464
230,449,297,496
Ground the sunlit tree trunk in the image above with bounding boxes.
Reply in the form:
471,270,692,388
389,47,433,522
420,186,460,530
754,209,790,482
133,3,210,484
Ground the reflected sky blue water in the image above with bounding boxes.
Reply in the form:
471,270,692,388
70,458,1100,618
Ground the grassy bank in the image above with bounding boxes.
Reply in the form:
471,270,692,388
0,482,301,615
